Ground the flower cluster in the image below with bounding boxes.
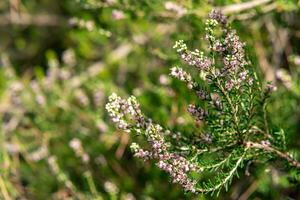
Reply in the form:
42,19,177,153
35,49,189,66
106,94,200,192
105,93,144,131
173,40,212,71
222,30,248,73
170,66,195,89
187,104,208,121
208,9,227,27
205,11,253,91
131,136,198,192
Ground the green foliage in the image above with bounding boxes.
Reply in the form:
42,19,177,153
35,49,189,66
0,0,300,199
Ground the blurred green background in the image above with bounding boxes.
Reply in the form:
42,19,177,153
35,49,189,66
0,0,300,199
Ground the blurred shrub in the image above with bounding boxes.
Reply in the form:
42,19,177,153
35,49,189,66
0,0,299,199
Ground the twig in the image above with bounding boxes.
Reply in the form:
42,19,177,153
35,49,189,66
246,141,300,169
198,149,248,193
115,132,129,159
216,79,241,141
221,0,273,14
0,176,12,200
238,180,258,200
191,142,238,159
252,34,275,82
202,153,233,171
0,13,67,26
233,2,277,20
262,99,270,135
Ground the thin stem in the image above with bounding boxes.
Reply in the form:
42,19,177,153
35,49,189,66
0,176,12,200
191,142,238,160
221,0,272,14
197,148,248,193
201,153,232,171
248,126,272,139
84,171,102,200
0,13,67,26
262,100,270,135
246,141,300,169
216,79,242,142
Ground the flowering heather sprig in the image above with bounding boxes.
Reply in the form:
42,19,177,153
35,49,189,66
105,93,143,131
107,9,300,195
208,9,227,27
222,30,248,73
170,66,196,89
204,16,252,93
131,138,198,192
106,94,200,192
173,41,212,71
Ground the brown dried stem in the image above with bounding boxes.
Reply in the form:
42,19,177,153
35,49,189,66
246,141,300,169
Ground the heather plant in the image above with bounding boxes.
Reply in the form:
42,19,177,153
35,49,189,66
106,10,300,195
1,0,300,199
